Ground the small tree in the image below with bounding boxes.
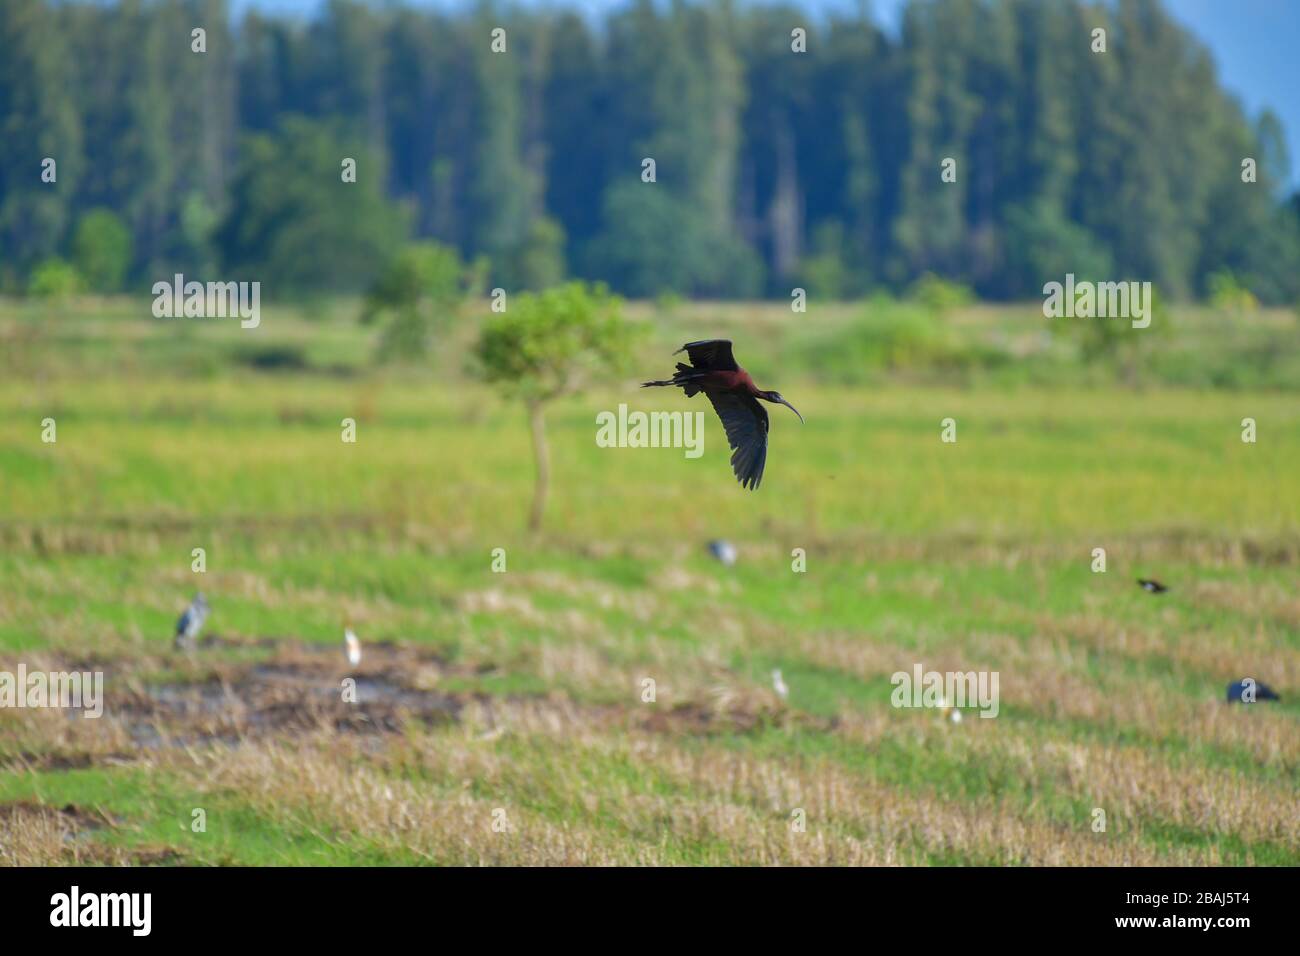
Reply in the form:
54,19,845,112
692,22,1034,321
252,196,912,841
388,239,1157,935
361,241,469,360
476,282,638,532
71,208,133,292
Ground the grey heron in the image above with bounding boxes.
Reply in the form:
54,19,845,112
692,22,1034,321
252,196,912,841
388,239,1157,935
174,593,209,652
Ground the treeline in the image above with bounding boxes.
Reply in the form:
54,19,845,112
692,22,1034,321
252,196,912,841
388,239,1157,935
1,0,1298,302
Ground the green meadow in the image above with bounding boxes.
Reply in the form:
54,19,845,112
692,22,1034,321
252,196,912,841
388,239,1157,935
1,296,1298,865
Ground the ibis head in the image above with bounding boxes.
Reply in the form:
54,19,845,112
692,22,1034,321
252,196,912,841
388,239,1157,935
760,391,804,424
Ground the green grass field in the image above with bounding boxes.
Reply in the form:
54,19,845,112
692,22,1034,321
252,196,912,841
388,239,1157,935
1,296,1297,865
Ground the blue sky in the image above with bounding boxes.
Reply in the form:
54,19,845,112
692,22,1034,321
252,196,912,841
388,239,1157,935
232,0,1300,187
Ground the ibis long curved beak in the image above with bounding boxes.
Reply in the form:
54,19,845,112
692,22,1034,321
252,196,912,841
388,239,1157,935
776,397,804,424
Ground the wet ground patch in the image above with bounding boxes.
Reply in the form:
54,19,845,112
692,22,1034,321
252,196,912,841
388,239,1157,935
117,639,464,748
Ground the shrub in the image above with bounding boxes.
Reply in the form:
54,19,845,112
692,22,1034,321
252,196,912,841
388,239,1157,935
362,241,470,360
798,222,850,301
1207,270,1259,316
800,302,958,382
27,258,83,299
71,209,133,292
907,272,974,315
504,216,567,291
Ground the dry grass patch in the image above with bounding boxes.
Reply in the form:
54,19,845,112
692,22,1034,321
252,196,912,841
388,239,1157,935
0,801,127,866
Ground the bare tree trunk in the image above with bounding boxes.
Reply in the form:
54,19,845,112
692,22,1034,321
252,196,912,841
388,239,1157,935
527,400,550,533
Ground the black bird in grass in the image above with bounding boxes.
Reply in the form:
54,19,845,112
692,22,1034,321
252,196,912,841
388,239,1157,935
1226,679,1280,704
642,340,803,489
1137,578,1168,593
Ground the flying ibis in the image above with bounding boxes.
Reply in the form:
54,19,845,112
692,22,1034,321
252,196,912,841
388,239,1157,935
643,340,803,489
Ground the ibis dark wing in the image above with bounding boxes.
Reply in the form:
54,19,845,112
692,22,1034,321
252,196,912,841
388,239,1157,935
676,339,738,371
705,391,769,490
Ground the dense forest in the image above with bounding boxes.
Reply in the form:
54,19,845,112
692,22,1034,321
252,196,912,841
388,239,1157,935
1,0,1297,302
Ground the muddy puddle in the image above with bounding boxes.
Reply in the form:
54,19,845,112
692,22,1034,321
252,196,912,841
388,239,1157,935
100,639,466,749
